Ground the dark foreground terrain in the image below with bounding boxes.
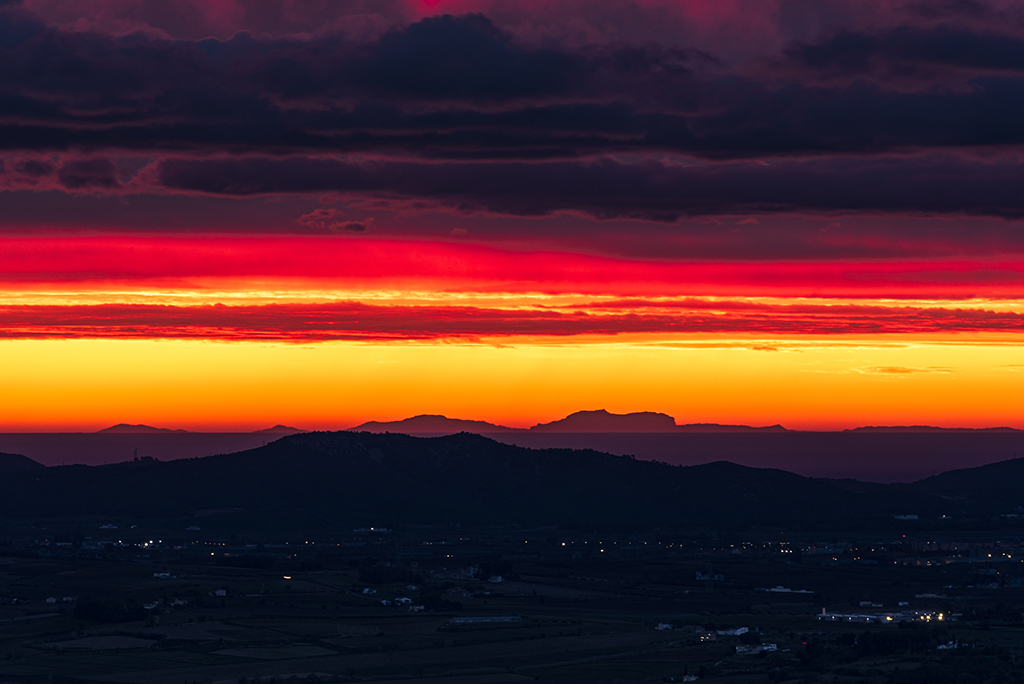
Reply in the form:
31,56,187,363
3,432,1024,683
6,524,1024,684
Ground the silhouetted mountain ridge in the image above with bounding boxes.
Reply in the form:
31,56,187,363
0,431,975,531
674,423,788,433
0,452,44,473
349,410,789,434
530,410,678,432
904,457,1024,514
351,415,523,433
251,425,306,434
96,424,188,434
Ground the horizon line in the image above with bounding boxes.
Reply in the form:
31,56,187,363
1,411,1022,434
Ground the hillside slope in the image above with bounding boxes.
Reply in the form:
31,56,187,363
0,432,953,531
0,452,44,473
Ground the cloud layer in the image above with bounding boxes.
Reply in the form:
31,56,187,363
1,297,1021,342
3,236,1023,298
4,7,1024,162
147,154,1024,220
3,2,1024,300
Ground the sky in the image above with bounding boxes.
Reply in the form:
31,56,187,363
1,0,1023,431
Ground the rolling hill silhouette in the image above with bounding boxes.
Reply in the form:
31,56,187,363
0,452,43,473
0,431,976,531
907,457,1024,515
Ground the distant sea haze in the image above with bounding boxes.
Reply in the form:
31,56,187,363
0,411,1021,483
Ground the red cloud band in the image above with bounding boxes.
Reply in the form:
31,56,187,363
3,236,1024,298
0,299,1020,341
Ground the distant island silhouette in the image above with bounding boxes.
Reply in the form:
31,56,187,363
251,425,307,434
82,413,1022,437
96,424,189,434
96,423,306,435
350,415,524,433
531,409,681,432
348,409,789,434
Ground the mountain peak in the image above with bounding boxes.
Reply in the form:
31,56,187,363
675,422,789,432
530,410,678,433
348,414,522,434
96,424,186,434
252,425,306,434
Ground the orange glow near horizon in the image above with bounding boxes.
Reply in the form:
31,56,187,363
1,337,1021,432
1,235,1022,431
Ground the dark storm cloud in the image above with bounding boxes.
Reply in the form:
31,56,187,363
228,13,599,105
13,158,54,176
4,6,1024,227
786,26,1024,77
56,158,121,189
347,14,587,101
154,154,1024,220
0,12,705,156
4,10,1024,160
16,0,410,42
